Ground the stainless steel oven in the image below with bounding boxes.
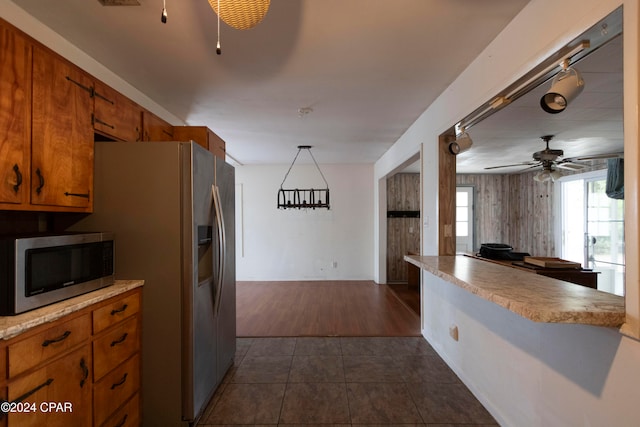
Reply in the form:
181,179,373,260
0,232,115,315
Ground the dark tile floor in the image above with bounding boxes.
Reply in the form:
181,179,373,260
197,337,498,426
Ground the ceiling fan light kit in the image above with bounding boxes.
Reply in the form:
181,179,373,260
540,61,585,114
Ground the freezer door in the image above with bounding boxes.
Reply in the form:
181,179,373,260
183,143,218,422
214,158,236,381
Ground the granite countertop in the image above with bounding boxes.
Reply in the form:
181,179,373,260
0,280,144,340
404,255,625,327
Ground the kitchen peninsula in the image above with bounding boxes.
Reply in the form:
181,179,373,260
404,255,624,327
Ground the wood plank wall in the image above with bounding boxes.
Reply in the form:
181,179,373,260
387,173,421,283
456,161,607,256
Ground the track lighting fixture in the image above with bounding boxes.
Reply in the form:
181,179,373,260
540,59,585,114
448,129,473,155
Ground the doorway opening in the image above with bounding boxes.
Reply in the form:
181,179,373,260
558,170,625,296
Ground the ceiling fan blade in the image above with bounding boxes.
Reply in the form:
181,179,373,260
556,162,586,171
564,152,624,162
484,161,538,170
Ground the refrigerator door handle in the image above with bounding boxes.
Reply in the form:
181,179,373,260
212,184,226,315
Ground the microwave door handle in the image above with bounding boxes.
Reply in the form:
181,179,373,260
212,184,226,316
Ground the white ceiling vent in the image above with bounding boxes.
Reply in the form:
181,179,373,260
97,0,141,5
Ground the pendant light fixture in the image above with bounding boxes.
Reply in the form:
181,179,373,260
207,0,270,55
278,146,330,210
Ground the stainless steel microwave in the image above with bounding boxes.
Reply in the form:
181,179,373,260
0,232,115,315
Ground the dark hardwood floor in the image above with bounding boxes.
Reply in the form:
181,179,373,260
236,281,421,337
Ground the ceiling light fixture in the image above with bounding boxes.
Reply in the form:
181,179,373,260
278,146,330,210
540,59,585,114
448,129,473,155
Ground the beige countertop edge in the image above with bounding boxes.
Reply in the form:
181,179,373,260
0,280,144,340
405,255,625,327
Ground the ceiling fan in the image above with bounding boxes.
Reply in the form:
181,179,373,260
484,135,623,181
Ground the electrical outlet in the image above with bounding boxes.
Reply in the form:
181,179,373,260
449,325,459,341
332,261,338,268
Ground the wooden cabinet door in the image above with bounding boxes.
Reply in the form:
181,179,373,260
94,80,142,142
7,345,92,427
32,46,93,210
142,110,173,141
0,21,30,206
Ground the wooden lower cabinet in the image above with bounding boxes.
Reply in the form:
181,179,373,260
6,345,92,427
1,288,142,426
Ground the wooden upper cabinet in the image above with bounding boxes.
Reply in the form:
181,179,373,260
0,21,30,206
173,126,226,159
94,80,142,142
142,109,174,141
32,45,93,210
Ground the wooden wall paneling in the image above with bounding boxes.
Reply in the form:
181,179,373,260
439,135,456,255
386,173,420,282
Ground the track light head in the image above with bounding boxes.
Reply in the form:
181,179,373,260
540,66,585,114
448,131,473,155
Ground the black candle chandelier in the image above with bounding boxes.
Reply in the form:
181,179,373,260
277,145,330,210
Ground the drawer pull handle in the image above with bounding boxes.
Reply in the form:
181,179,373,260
111,304,129,316
110,332,128,347
110,373,128,390
80,358,89,388
42,330,71,347
114,414,128,427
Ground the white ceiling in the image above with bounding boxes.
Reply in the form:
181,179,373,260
8,0,533,166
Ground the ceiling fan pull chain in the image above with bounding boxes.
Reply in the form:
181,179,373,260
216,0,222,54
161,0,167,23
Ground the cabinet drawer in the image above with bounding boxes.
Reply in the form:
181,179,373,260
8,314,90,378
93,291,141,334
94,354,139,426
7,345,91,427
99,392,140,427
93,316,139,381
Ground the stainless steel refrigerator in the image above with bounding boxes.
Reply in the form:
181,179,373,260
68,141,235,426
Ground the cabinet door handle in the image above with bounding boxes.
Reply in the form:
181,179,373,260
93,115,115,129
65,75,93,96
35,168,45,194
7,378,54,408
64,191,90,199
42,330,71,347
80,358,89,388
12,164,22,193
111,304,128,316
114,414,129,427
110,332,128,347
94,91,114,104
0,379,53,420
110,373,128,390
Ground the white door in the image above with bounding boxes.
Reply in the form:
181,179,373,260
559,171,625,295
456,186,474,253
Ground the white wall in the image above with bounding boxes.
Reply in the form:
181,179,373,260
235,164,373,281
373,0,640,425
423,271,640,426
